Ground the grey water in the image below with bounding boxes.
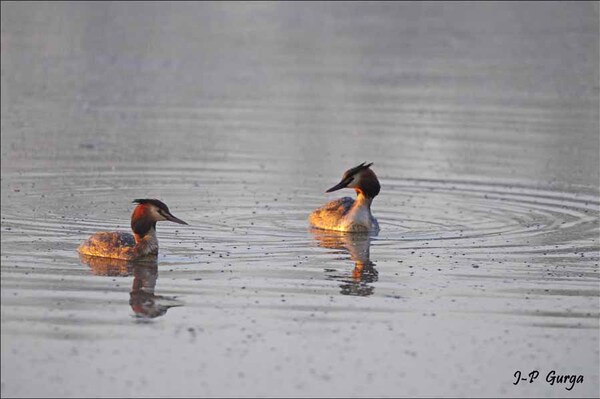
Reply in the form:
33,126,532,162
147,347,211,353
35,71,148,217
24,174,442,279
1,2,599,397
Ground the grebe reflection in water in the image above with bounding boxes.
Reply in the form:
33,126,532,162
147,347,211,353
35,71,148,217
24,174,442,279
81,254,182,319
310,229,378,297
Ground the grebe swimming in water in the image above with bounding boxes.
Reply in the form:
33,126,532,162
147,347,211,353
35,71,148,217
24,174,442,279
78,199,188,260
309,162,380,232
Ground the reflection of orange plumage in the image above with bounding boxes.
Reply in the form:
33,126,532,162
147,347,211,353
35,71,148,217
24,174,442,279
311,228,378,290
352,262,366,281
80,253,134,276
79,255,182,319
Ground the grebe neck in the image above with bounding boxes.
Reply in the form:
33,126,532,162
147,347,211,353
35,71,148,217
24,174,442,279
354,190,374,209
133,226,157,244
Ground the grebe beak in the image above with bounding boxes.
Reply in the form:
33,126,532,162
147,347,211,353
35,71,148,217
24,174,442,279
164,211,188,225
326,177,352,193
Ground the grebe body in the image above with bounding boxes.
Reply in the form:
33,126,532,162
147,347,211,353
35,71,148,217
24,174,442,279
78,199,187,260
309,162,380,233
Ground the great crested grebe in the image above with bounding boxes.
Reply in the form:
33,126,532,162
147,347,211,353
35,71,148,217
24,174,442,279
309,162,380,232
78,199,188,260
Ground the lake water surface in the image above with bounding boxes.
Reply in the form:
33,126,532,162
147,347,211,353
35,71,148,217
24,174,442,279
1,2,599,397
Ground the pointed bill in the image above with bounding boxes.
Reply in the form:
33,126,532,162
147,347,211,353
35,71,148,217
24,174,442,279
326,178,352,193
164,211,188,225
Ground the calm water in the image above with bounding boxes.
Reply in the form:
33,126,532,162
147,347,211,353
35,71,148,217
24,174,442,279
1,2,599,397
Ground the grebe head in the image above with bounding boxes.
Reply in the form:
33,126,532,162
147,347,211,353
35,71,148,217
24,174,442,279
326,162,380,198
131,199,188,238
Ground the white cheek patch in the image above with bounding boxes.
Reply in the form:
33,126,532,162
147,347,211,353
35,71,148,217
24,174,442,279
149,206,167,221
348,174,361,188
